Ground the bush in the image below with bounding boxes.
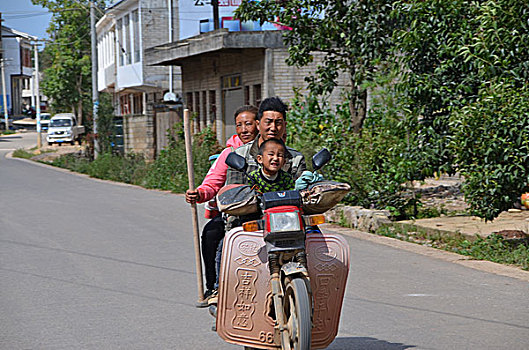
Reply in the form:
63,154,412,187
48,125,222,192
51,152,149,185
452,83,529,221
142,126,222,192
288,86,425,219
290,63,444,218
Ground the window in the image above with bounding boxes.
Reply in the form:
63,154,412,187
117,19,123,66
244,86,250,105
186,92,193,111
21,47,32,68
124,14,131,65
133,93,143,114
132,10,140,63
120,94,131,115
202,91,207,123
194,91,200,128
253,84,262,107
209,90,216,121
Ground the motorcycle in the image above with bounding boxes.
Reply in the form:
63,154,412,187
213,149,350,350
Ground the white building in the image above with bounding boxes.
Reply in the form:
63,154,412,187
96,0,268,156
1,25,38,117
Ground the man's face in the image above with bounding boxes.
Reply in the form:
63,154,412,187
258,111,286,141
257,142,286,176
235,111,258,144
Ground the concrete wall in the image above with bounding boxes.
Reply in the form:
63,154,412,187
155,110,180,156
123,113,155,159
266,49,349,108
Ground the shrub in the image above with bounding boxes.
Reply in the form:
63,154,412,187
142,126,222,192
287,85,425,219
452,83,529,221
50,152,148,185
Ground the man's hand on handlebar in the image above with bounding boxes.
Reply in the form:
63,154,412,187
185,189,201,204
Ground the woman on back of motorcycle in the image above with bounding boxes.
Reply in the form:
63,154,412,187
185,105,259,307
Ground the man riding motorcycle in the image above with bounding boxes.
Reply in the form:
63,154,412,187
226,96,306,187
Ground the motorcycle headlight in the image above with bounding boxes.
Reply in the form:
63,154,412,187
268,211,301,233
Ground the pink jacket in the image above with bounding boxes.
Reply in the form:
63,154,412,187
197,134,243,203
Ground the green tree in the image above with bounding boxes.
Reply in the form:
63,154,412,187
32,0,105,126
392,0,478,177
394,0,529,176
452,84,529,221
236,0,397,132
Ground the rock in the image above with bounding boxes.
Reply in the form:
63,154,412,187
324,205,392,232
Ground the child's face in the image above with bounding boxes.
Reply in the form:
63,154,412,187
257,142,286,176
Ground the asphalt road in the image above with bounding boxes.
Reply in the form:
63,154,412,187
1,133,528,349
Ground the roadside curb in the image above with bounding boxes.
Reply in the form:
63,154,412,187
321,223,529,283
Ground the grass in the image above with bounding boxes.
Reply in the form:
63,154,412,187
12,147,56,159
1,130,16,136
375,224,529,270
49,153,150,186
12,148,37,159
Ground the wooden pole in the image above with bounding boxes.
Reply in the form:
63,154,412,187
183,108,205,305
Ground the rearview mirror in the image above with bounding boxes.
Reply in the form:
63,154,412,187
225,152,247,172
312,148,331,171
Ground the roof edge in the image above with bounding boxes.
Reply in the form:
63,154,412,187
145,30,284,66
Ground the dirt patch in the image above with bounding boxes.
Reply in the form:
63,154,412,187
411,175,469,212
495,230,528,240
30,144,86,162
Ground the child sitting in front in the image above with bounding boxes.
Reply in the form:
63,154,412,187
247,138,295,193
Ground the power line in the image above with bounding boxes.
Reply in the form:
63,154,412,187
3,13,52,20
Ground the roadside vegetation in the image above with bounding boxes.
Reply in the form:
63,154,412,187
12,149,36,159
375,225,529,271
43,126,222,192
1,130,16,136
12,147,55,159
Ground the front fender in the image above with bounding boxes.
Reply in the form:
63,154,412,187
281,261,307,276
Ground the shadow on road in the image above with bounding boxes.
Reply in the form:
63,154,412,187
0,135,23,141
328,337,415,349
345,296,529,330
0,238,194,276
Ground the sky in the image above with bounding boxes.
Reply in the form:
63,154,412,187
1,0,52,40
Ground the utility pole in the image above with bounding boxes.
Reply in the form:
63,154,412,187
0,12,8,131
34,41,42,148
168,0,173,93
90,1,99,158
212,0,219,30
1,59,8,132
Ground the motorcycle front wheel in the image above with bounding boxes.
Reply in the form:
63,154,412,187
283,278,311,350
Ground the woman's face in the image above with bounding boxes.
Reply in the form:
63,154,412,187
235,111,258,144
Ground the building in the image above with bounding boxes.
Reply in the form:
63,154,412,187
145,29,348,145
0,25,38,117
96,0,251,157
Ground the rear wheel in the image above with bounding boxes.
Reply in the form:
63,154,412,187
283,278,311,350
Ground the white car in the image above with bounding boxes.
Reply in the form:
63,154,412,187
40,113,51,130
46,113,85,145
